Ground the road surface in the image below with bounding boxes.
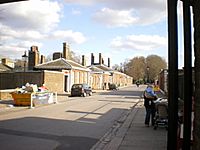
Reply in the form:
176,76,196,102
0,85,145,150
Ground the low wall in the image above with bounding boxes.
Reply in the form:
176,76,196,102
0,89,16,100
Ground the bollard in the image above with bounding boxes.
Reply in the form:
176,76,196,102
54,92,58,104
30,93,34,109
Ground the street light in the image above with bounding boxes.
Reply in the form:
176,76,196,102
147,66,150,83
22,51,28,72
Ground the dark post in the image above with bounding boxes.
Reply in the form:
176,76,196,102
22,51,28,72
167,0,179,150
147,66,150,83
22,51,28,85
183,0,192,149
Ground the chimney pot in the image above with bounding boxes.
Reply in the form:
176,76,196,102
91,53,94,65
82,55,86,66
63,42,69,59
108,58,110,67
40,55,45,64
53,52,62,60
99,53,102,65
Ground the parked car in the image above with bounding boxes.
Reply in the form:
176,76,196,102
108,83,119,90
71,83,92,97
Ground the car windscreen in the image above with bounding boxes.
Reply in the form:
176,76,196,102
72,84,82,89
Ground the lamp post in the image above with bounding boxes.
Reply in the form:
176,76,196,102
22,51,28,72
147,66,150,83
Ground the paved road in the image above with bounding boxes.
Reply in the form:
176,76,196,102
0,85,145,150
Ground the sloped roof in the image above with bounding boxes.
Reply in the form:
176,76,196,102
34,58,89,71
88,65,104,72
94,64,113,72
0,63,12,72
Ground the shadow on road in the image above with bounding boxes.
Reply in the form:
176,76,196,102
0,107,128,150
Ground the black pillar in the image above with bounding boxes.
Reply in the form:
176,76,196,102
167,0,179,150
183,0,192,149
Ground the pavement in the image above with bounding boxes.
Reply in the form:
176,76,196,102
104,101,168,150
91,89,168,150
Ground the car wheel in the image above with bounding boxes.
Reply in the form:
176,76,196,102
89,92,92,96
82,92,87,97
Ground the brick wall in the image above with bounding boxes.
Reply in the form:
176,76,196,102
0,71,44,90
43,71,64,93
0,89,16,100
0,71,65,93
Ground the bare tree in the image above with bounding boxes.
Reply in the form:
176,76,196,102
71,51,81,64
146,55,167,81
112,64,120,71
45,51,81,64
124,55,167,82
124,56,146,81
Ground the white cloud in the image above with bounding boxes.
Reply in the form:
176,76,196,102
64,0,95,5
0,24,45,41
0,0,88,59
93,8,138,27
51,30,87,44
101,0,165,11
93,7,166,27
0,0,61,32
0,41,42,59
71,8,81,15
65,0,166,26
0,0,62,58
110,34,167,51
64,0,165,10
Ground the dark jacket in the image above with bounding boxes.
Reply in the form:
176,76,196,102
144,96,156,108
143,87,157,108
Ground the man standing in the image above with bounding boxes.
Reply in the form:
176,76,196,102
143,85,158,127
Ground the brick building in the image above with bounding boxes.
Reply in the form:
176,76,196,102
0,43,132,92
34,58,90,92
0,43,90,93
88,53,132,90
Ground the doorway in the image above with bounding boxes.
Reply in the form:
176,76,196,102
64,75,68,92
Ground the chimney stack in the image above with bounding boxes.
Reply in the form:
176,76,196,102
91,53,94,65
28,46,40,70
1,58,14,68
63,42,69,59
31,46,38,52
108,58,110,67
40,55,45,64
99,53,103,65
1,58,7,65
82,55,86,66
53,52,62,60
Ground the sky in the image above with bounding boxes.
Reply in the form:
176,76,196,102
0,0,192,68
